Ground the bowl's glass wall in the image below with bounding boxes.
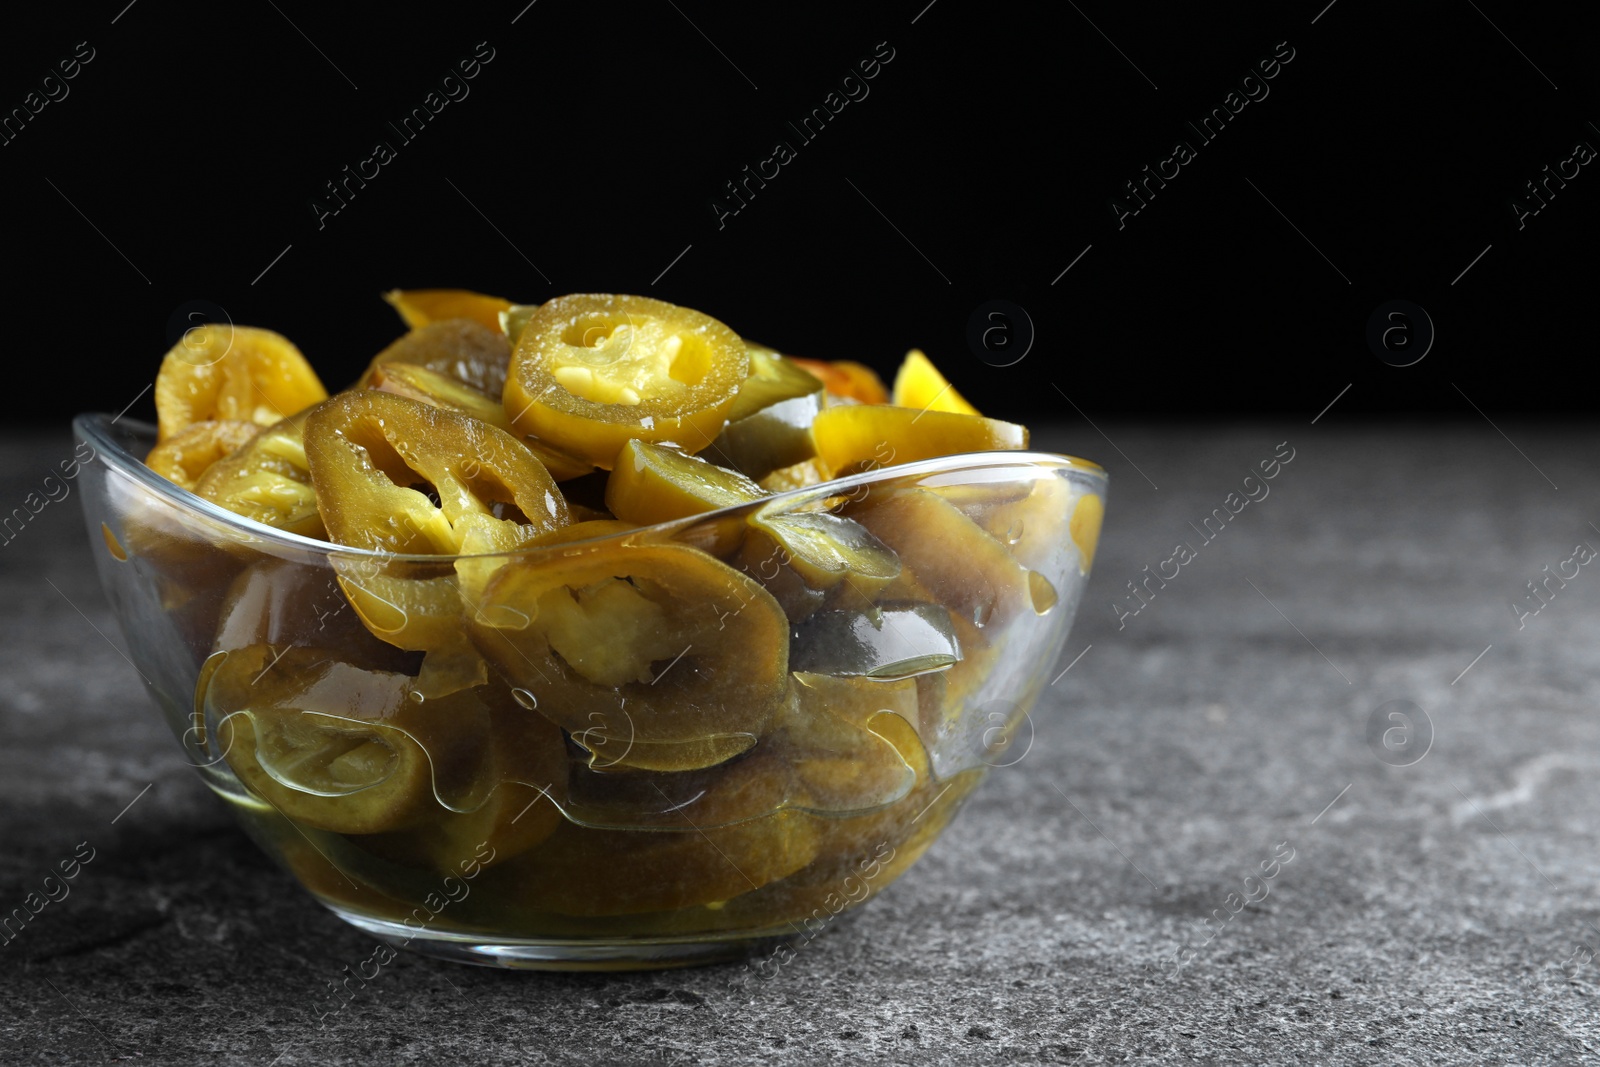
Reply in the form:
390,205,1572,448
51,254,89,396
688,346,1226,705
75,414,1105,947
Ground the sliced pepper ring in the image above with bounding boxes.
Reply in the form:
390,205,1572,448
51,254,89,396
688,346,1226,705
357,318,513,398
304,390,568,557
504,293,749,468
469,542,789,771
382,289,514,337
560,675,927,831
304,392,569,695
368,361,593,480
193,409,324,539
206,644,493,835
144,420,258,490
154,324,328,443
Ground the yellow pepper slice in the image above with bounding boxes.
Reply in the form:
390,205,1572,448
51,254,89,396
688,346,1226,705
891,349,980,415
810,404,1027,474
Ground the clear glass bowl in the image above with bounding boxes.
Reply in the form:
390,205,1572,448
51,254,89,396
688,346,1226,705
73,413,1106,970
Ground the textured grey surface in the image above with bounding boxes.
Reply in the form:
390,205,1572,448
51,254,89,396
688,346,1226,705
3,422,1599,1066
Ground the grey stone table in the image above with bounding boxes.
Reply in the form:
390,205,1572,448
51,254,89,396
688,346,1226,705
3,422,1597,1066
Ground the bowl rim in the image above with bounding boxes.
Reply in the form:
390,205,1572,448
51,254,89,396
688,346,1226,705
76,412,1108,563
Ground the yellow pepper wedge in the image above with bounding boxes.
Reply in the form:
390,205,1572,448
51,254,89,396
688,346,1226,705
810,403,1027,474
891,349,980,415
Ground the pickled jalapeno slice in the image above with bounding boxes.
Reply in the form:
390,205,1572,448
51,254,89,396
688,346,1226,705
359,681,571,872
734,534,828,623
849,487,1056,629
370,361,515,431
563,675,927,830
789,601,962,679
711,394,823,481
208,645,488,835
304,390,567,556
211,559,418,675
304,391,569,695
497,812,820,917
747,509,900,604
357,318,513,398
504,294,749,468
144,420,258,490
383,288,514,335
708,347,826,480
723,345,825,423
604,439,766,558
194,409,324,539
154,324,327,442
758,456,833,493
368,361,593,481
333,565,491,699
470,542,789,771
605,439,765,525
499,304,538,349
782,673,927,810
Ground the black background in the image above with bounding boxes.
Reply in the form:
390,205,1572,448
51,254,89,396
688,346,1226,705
2,1,1596,426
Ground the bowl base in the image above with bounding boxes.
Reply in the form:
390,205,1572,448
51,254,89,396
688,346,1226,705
327,906,797,972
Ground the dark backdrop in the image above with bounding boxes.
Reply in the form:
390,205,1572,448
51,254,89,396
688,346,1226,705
2,1,1595,425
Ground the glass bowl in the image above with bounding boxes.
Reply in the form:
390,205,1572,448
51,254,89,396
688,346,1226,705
73,413,1106,970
